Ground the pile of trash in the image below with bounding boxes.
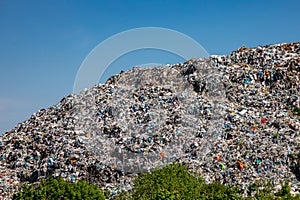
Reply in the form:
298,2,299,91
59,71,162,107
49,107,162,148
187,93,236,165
0,42,300,199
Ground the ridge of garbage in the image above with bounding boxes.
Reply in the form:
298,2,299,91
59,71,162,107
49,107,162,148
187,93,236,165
0,42,300,198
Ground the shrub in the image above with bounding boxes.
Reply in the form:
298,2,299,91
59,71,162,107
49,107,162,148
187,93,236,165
124,163,242,200
13,176,105,200
115,163,300,200
13,164,300,200
244,180,300,200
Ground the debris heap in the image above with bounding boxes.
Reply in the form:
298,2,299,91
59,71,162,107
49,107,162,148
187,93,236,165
1,42,300,198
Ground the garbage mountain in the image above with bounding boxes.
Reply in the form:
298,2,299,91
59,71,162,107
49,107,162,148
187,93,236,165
1,42,300,198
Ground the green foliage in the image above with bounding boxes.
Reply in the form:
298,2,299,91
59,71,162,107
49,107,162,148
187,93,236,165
197,182,242,200
13,164,300,200
275,181,293,198
114,163,300,200
13,176,105,200
246,181,277,200
245,180,300,200
130,163,200,199
120,163,242,200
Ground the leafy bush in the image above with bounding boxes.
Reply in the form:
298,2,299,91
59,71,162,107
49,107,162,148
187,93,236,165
117,163,242,200
131,163,203,199
13,176,105,200
115,163,300,200
245,181,300,200
13,164,300,200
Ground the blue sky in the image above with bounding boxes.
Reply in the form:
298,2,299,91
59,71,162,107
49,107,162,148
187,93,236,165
0,0,299,133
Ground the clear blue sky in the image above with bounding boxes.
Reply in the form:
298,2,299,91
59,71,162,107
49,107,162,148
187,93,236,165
0,0,299,133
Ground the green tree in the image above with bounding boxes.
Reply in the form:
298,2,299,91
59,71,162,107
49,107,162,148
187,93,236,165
13,176,105,200
126,163,242,200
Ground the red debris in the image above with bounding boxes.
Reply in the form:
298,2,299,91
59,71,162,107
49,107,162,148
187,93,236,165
237,161,244,170
160,150,164,159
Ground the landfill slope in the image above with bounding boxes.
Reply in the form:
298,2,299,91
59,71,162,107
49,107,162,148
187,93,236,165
1,42,300,198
